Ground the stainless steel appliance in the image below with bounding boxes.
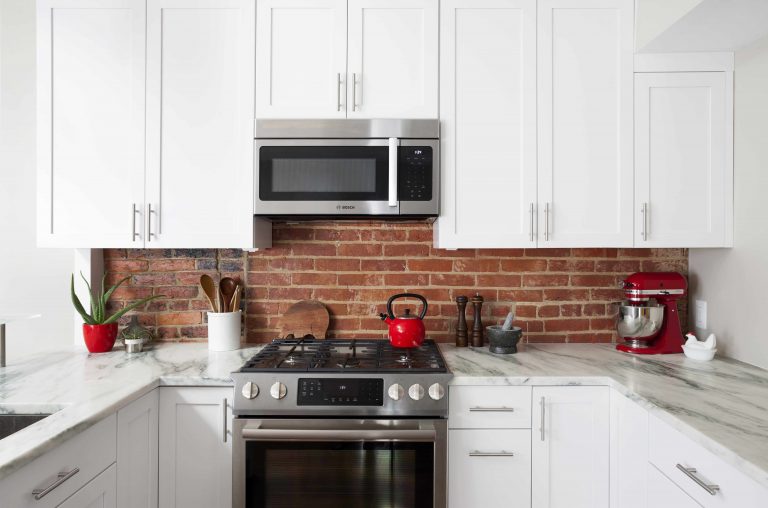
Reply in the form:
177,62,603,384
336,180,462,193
231,338,451,508
254,119,439,219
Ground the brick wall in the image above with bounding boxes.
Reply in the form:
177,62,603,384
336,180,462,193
104,222,688,344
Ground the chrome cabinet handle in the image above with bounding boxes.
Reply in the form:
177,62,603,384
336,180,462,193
544,203,551,241
352,73,360,111
147,204,156,242
32,468,79,500
469,450,515,457
336,73,343,111
132,204,140,241
529,203,535,242
469,406,515,412
641,202,649,241
539,396,546,441
676,464,720,496
222,398,228,443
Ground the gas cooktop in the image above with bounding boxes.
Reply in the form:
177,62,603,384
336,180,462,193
238,338,448,373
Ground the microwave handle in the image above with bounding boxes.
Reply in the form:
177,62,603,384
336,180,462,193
388,137,398,207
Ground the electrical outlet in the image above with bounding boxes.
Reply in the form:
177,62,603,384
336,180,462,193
695,300,707,329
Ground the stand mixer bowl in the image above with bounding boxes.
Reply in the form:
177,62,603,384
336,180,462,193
616,301,664,340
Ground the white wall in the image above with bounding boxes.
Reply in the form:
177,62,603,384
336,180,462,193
635,0,703,50
0,0,73,359
689,35,768,370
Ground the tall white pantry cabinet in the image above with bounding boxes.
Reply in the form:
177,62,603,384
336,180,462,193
36,0,261,249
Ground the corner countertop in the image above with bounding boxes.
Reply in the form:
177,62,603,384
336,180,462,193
0,343,262,481
440,343,768,490
2,342,768,493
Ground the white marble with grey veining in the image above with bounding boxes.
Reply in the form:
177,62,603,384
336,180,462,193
440,343,768,490
0,343,262,481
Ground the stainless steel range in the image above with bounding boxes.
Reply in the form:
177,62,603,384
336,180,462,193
231,338,452,508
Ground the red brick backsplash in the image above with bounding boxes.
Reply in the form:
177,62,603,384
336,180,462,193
104,222,688,344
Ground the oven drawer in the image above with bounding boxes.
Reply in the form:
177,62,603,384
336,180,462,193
449,386,532,429
648,415,768,507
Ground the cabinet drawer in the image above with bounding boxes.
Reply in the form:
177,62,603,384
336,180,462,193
448,429,531,508
0,414,117,508
648,416,768,507
449,386,531,429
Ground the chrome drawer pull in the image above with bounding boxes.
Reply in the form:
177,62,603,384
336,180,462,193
32,468,79,500
469,406,515,412
676,464,720,496
469,450,514,457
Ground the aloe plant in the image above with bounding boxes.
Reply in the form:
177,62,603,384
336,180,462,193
71,272,162,325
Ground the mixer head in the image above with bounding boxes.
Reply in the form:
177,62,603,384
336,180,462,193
620,272,687,303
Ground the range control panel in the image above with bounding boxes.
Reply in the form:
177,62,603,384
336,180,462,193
398,146,433,201
297,378,384,406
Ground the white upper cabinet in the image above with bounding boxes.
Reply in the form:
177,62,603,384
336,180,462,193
537,0,634,247
347,0,438,118
435,0,537,249
532,386,610,508
145,0,255,248
635,71,733,247
256,0,348,118
36,0,146,248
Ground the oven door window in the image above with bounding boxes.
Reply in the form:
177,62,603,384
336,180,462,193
259,146,390,201
245,441,434,508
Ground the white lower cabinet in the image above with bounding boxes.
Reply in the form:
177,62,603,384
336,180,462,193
647,463,703,508
58,464,117,508
611,392,649,508
449,429,531,508
158,387,233,508
117,390,159,508
532,386,610,508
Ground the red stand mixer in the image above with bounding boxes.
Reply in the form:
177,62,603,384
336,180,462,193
616,272,687,355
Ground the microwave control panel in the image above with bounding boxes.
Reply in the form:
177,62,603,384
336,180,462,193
297,378,384,406
398,147,433,201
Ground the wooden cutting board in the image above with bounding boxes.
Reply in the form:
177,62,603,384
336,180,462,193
279,300,330,339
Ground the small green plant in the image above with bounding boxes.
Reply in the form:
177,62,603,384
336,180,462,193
71,272,162,325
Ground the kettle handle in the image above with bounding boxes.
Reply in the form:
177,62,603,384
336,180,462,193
386,293,428,320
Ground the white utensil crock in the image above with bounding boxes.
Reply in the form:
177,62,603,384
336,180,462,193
207,311,241,351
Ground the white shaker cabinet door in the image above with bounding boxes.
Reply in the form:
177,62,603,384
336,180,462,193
158,387,232,508
145,0,255,248
448,429,532,508
256,0,347,118
347,0,438,118
57,464,117,508
435,0,537,248
634,72,732,247
537,0,634,247
117,390,159,508
36,0,146,248
532,386,610,508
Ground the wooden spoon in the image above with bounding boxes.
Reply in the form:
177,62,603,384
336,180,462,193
200,274,219,312
220,277,238,313
230,285,241,313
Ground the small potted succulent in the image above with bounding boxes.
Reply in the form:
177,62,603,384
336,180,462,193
71,273,162,353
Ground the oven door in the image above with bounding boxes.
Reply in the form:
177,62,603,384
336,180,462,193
255,139,398,216
233,418,446,508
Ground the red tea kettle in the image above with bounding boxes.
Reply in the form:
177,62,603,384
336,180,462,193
379,293,428,348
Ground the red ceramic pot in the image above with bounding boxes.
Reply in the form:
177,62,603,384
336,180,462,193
83,323,118,353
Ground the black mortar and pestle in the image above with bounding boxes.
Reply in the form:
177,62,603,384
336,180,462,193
486,308,523,354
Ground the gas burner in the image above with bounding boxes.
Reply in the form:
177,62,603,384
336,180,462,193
337,357,361,369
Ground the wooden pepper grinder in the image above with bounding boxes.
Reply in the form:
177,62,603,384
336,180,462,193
455,296,468,347
471,293,484,347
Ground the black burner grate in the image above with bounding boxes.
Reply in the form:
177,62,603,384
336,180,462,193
239,338,447,373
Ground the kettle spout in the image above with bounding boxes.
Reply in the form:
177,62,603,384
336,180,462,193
379,313,391,323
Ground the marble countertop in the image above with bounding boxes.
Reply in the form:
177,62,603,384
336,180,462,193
2,342,767,492
0,343,261,481
441,343,768,489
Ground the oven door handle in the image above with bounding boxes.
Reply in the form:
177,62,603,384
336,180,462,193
241,425,436,443
388,137,398,207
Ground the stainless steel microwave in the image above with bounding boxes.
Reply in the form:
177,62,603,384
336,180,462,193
254,119,439,219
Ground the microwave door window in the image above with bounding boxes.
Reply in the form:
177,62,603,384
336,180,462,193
259,146,389,201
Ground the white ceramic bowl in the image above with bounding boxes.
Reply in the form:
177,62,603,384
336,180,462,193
682,345,717,361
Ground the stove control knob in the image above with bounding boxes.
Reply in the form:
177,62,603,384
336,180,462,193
408,384,425,401
270,382,287,400
388,384,405,401
428,383,445,401
241,382,259,400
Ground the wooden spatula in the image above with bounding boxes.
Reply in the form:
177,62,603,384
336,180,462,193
279,300,330,339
